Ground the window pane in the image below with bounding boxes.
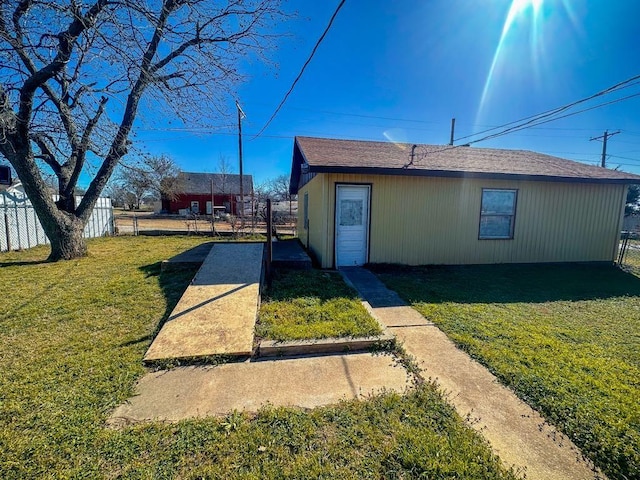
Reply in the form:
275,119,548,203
340,199,363,226
479,215,512,238
481,190,516,215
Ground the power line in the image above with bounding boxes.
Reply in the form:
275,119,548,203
248,103,443,125
455,74,640,143
407,90,637,164
252,0,347,139
609,154,640,163
249,101,610,132
606,162,640,168
410,83,640,167
464,91,640,145
544,150,600,156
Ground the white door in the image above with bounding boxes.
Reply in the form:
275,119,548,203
336,185,370,267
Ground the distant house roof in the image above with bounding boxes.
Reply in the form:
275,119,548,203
177,172,253,195
290,136,640,193
0,179,24,194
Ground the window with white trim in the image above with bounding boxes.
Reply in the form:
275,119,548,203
479,189,517,239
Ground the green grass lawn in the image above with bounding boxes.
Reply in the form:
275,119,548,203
257,268,382,341
0,237,518,479
374,263,640,480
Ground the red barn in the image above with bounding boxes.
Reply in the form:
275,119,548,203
162,172,253,215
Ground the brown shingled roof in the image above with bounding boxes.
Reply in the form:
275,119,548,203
177,172,253,195
293,136,640,184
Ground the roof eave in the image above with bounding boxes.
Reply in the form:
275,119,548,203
306,165,640,184
289,138,311,194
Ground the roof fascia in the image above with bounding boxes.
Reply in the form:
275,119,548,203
306,165,640,185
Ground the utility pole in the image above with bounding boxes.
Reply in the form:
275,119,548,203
449,118,456,146
236,100,246,231
590,129,620,168
210,177,215,236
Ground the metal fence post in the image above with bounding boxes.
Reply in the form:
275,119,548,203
4,213,11,251
266,199,272,287
618,231,630,265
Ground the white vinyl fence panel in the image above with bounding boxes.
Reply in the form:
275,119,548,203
0,192,113,252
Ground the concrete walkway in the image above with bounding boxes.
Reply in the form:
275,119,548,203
340,267,602,480
112,245,410,425
108,352,412,425
161,239,313,272
144,243,263,361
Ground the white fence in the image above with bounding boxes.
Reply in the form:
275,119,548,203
0,191,113,252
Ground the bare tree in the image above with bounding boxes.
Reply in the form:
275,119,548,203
251,179,271,223
0,0,285,260
104,182,128,208
115,154,182,209
269,173,295,214
217,153,233,210
117,167,148,209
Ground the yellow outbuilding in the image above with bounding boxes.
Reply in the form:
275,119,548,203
289,136,640,268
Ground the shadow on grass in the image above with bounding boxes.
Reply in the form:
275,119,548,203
368,263,640,304
118,334,153,348
0,259,52,267
164,241,214,264
265,267,360,302
138,262,199,340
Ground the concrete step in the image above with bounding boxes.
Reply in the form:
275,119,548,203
109,352,412,424
272,239,312,269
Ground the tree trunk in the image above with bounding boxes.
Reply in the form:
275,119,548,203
42,216,88,261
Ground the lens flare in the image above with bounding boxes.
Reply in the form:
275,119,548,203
478,0,544,111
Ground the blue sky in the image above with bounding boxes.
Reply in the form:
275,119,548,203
130,0,640,186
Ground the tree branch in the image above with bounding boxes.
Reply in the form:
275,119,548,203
68,95,107,189
78,0,179,221
31,134,62,175
17,0,109,139
11,0,32,43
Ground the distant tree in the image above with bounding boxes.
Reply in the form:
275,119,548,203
104,182,128,208
626,185,640,216
117,167,148,210
144,155,183,202
116,155,182,209
217,154,234,209
269,174,296,214
251,180,271,223
0,0,286,260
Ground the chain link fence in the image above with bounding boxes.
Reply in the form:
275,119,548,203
113,212,296,237
618,231,640,273
0,191,113,252
113,201,297,238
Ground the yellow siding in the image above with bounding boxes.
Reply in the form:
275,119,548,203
297,175,329,265
310,173,626,267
